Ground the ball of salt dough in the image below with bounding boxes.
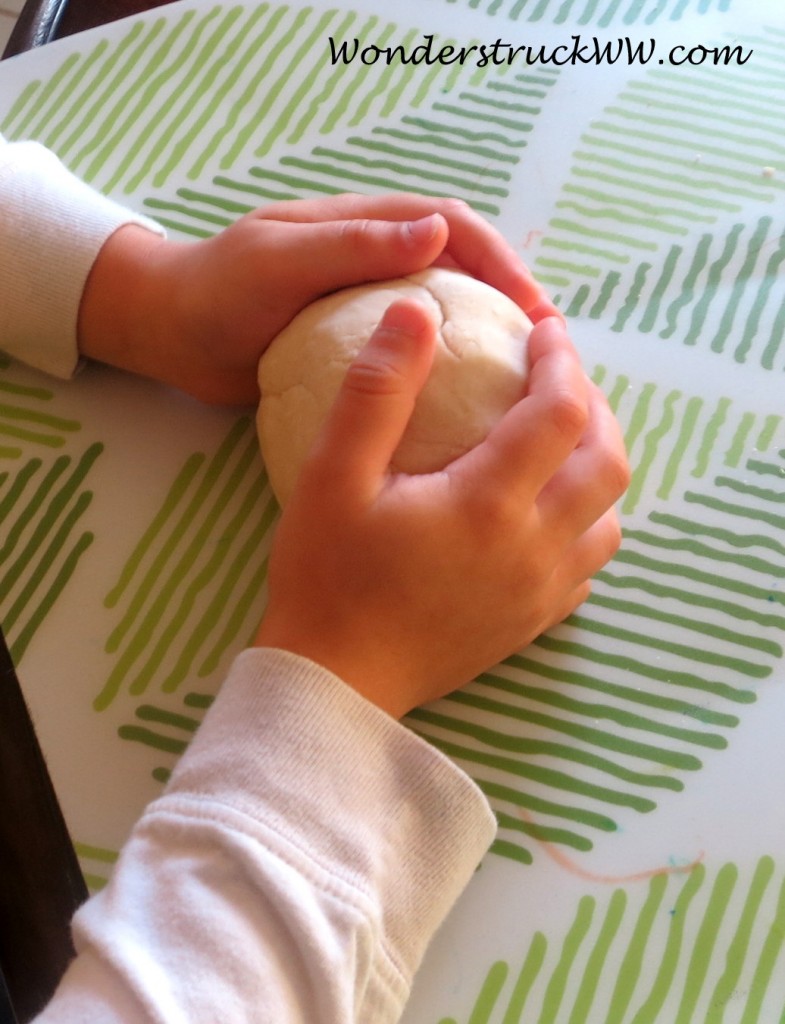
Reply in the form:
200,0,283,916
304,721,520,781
257,267,532,506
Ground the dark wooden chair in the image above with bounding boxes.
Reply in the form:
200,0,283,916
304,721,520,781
3,0,177,59
0,629,88,1022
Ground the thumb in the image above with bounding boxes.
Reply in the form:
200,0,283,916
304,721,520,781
308,300,437,500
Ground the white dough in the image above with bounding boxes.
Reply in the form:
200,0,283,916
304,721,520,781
256,268,532,506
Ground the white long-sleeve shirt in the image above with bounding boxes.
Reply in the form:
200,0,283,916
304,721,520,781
0,134,497,1023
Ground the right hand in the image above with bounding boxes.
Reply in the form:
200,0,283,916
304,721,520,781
255,301,629,718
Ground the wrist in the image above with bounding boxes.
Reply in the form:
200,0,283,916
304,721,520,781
77,224,172,380
254,616,411,720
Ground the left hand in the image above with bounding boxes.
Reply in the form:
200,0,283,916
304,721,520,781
78,192,559,405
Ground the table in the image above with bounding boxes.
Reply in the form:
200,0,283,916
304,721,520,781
1,0,784,1020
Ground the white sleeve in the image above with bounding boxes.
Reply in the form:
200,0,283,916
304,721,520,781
35,648,496,1024
0,134,164,380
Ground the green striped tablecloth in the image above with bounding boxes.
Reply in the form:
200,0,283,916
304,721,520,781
1,0,783,1020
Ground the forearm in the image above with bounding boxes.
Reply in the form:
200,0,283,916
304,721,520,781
36,649,495,1023
0,134,163,379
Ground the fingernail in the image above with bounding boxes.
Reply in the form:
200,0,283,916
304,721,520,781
380,300,426,337
406,214,440,247
529,301,566,324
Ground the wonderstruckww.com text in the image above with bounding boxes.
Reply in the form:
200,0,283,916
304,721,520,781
327,34,753,68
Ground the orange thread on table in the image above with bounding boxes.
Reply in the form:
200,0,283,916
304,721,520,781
520,809,704,884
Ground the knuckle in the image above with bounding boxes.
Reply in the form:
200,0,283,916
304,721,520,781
340,217,377,252
612,509,624,545
461,487,525,547
598,512,623,565
440,197,471,216
343,356,407,397
524,551,553,591
555,581,591,630
575,580,592,610
528,579,564,633
602,448,632,499
606,515,623,558
547,390,589,443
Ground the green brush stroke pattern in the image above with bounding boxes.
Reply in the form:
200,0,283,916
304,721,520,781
535,36,784,370
443,859,785,1024
96,418,274,711
0,367,97,662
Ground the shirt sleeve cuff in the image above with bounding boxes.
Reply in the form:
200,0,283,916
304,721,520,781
0,139,164,380
166,647,497,984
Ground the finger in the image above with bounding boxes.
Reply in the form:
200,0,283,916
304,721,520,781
266,214,450,298
539,579,593,635
527,295,565,324
254,191,462,226
304,300,436,501
450,317,588,502
537,383,630,539
255,192,545,314
534,509,622,636
557,508,624,595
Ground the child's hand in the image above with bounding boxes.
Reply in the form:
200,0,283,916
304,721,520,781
78,193,558,405
255,301,628,719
